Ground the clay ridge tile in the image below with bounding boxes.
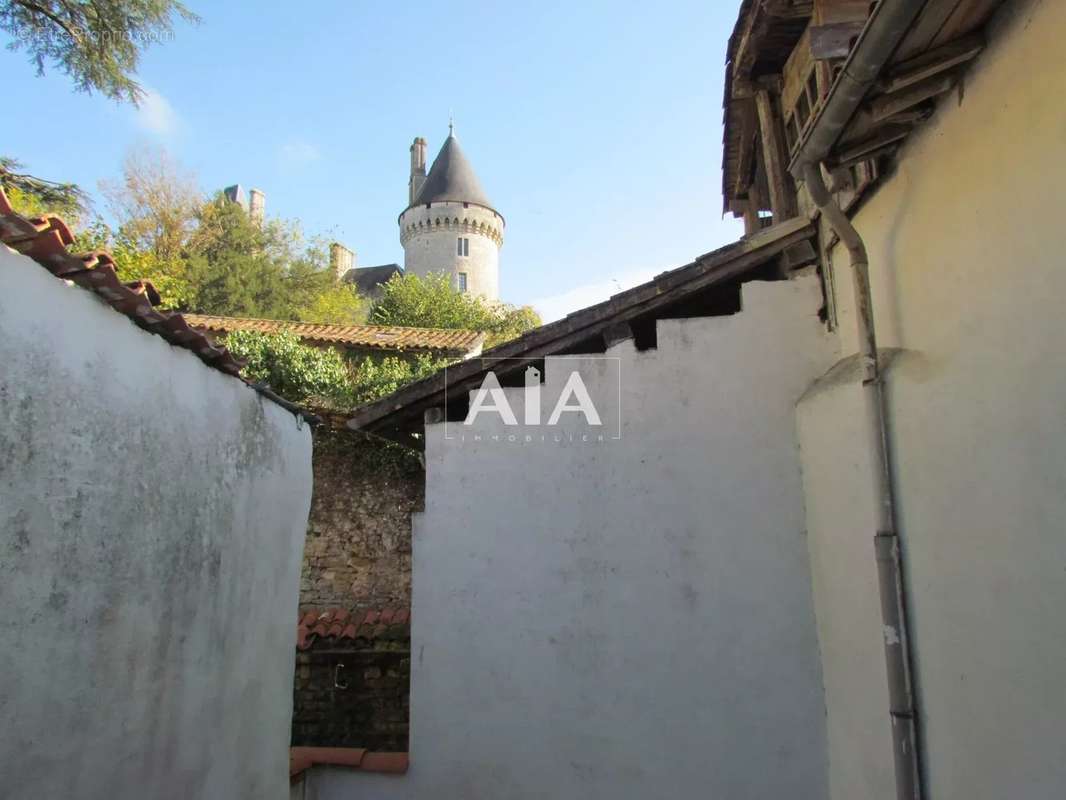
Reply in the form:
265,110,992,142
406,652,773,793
296,607,411,651
182,313,485,356
289,747,408,781
0,188,317,425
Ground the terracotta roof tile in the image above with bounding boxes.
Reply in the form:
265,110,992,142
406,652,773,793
183,313,485,357
0,188,318,426
296,607,410,650
289,747,408,781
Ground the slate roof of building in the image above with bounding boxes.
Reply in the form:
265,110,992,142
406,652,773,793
0,187,317,424
296,608,410,650
410,134,495,211
184,314,485,357
342,263,403,296
290,747,408,781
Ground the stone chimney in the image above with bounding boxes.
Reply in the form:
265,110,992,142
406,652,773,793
248,188,266,227
223,184,247,211
409,137,427,204
330,242,355,280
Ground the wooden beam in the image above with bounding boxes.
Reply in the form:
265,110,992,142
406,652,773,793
755,88,798,221
879,32,984,94
869,72,957,122
766,0,814,19
828,124,912,168
742,196,761,236
731,100,758,199
809,21,865,60
743,180,766,236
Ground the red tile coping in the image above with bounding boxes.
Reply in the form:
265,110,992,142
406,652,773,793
290,747,408,781
0,187,317,425
297,607,410,650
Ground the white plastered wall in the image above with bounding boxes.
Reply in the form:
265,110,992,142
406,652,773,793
307,275,836,799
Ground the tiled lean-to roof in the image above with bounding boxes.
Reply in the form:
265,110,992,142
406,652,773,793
296,608,410,651
0,187,316,424
347,216,818,441
185,314,485,358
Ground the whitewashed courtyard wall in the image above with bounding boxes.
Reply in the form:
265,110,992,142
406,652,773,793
0,245,314,800
308,275,836,799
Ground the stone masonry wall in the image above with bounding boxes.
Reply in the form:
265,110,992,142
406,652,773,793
292,635,410,752
293,429,420,752
300,428,423,612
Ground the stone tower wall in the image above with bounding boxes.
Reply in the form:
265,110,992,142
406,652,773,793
399,201,503,301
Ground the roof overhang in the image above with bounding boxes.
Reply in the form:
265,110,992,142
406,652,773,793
722,0,1006,215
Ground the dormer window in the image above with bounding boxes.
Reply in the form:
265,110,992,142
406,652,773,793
457,237,470,257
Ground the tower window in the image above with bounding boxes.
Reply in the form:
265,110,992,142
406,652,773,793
457,237,470,257
457,272,468,293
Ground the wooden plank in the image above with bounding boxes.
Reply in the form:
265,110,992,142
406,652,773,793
348,219,816,432
809,21,865,60
869,72,957,121
755,88,799,221
931,0,1003,48
894,0,965,61
879,32,984,93
742,196,761,236
767,0,814,19
783,26,815,114
828,125,912,168
731,99,758,200
813,0,871,26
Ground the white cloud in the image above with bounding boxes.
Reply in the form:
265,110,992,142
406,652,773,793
279,141,321,166
134,87,179,136
529,268,659,323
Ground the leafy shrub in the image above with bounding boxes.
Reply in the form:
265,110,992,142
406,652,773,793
224,331,449,411
224,330,356,410
352,353,447,405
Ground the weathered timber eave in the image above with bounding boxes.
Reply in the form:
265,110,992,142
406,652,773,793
347,217,817,439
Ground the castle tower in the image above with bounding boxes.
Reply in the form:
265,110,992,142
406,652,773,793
399,128,504,302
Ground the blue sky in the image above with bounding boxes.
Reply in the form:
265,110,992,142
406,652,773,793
3,0,744,320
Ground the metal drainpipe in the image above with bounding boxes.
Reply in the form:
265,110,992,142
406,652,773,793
802,162,921,800
788,3,930,796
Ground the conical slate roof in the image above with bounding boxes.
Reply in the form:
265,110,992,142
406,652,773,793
411,134,494,209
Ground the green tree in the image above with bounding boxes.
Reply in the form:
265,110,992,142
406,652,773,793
1,0,198,103
184,197,344,319
296,283,367,325
185,196,289,317
371,272,541,346
1,157,85,219
75,219,190,309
